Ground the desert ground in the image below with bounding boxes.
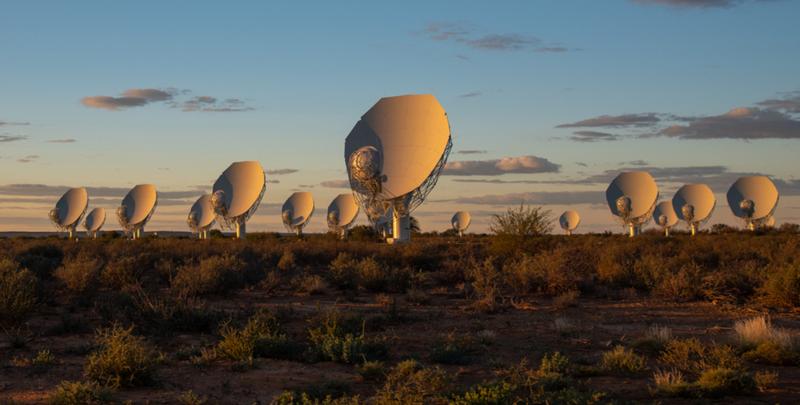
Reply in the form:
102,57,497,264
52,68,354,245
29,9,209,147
2,229,799,404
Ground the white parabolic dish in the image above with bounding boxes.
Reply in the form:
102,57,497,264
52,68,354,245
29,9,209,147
559,210,581,231
345,94,451,201
282,192,315,228
606,171,659,220
189,194,216,229
213,161,266,218
84,207,106,232
328,194,359,229
122,184,158,226
673,183,716,223
54,187,89,228
452,211,471,232
727,176,779,220
652,201,679,228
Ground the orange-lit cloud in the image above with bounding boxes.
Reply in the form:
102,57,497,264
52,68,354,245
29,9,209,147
444,155,560,176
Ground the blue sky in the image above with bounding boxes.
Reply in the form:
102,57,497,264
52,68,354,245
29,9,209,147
1,0,799,233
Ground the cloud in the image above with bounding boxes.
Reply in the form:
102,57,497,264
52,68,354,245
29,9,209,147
569,131,620,142
177,96,254,112
756,91,800,114
623,160,650,166
266,169,298,175
320,180,351,188
17,155,39,163
443,155,561,176
658,107,800,140
422,22,569,53
46,138,76,144
446,191,602,206
459,91,483,98
575,162,589,167
81,88,174,110
82,88,253,113
456,150,487,155
0,121,30,126
0,135,27,143
631,0,774,7
557,113,661,128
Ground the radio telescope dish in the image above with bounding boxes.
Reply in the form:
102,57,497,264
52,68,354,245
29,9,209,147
727,176,779,231
672,184,716,236
187,194,216,239
451,211,471,237
345,94,452,244
764,216,776,229
212,161,266,239
606,171,659,237
652,201,678,237
118,184,157,240
83,207,106,239
282,192,314,236
327,193,359,239
559,210,580,235
49,187,89,240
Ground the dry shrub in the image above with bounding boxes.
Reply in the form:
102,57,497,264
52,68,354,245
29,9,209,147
356,258,411,293
600,346,646,374
15,243,63,278
373,359,448,405
0,258,37,325
296,275,328,295
84,324,158,388
652,369,691,397
654,262,704,302
215,310,297,365
50,380,114,405
327,252,359,290
696,367,755,397
468,259,501,312
278,247,297,272
659,338,742,375
760,263,800,308
55,258,102,299
171,255,244,297
733,316,794,350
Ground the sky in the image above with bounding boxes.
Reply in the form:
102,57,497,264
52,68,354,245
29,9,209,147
1,0,799,234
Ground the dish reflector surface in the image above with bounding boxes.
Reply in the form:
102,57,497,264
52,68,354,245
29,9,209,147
122,184,158,226
605,172,659,219
345,94,451,199
282,192,315,227
726,176,779,220
559,210,581,231
213,161,266,218
452,211,471,232
652,201,678,228
328,194,359,229
84,207,106,232
189,194,216,229
672,184,716,222
54,187,89,227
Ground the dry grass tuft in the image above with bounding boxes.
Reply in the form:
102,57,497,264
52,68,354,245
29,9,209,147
733,316,794,350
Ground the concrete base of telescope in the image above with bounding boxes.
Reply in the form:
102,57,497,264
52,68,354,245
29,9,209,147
388,211,410,244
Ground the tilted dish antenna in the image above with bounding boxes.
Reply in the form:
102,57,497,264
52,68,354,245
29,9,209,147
282,191,314,236
327,193,359,239
187,194,216,240
345,94,452,244
211,161,266,239
83,207,106,239
118,184,158,240
652,201,678,237
606,171,659,237
672,183,716,236
451,211,471,237
49,187,88,240
763,216,776,229
727,176,779,231
559,210,580,236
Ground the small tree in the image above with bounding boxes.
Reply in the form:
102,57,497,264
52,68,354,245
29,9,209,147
490,204,553,237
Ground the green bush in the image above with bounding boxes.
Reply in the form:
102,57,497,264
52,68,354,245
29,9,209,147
307,311,387,364
373,360,448,405
696,367,756,397
215,310,298,365
0,259,38,325
600,346,646,374
84,324,158,388
450,381,517,405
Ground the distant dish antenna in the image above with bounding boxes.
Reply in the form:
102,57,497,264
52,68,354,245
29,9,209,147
652,201,678,237
606,171,659,237
727,176,779,231
672,184,716,236
118,184,158,240
212,161,266,239
49,187,89,240
282,192,314,236
345,94,452,244
83,207,106,239
764,216,776,229
451,211,471,237
559,210,580,236
327,193,359,239
187,194,216,239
